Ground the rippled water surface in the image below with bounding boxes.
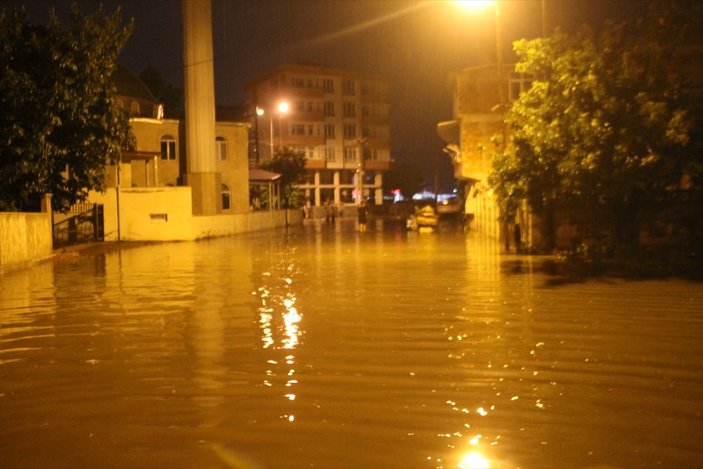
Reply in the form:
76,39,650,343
1,220,702,468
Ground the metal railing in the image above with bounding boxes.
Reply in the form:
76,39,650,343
52,203,104,249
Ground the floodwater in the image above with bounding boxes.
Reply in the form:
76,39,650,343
1,219,702,469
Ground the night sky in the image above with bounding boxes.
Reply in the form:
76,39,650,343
2,0,647,192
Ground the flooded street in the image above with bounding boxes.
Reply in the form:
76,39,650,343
1,220,702,468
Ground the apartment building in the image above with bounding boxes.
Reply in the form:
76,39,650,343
247,64,392,206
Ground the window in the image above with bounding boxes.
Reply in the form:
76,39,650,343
160,135,176,160
324,124,335,139
340,170,355,184
291,77,305,88
216,136,227,161
343,80,355,95
324,101,335,116
292,124,305,135
509,72,534,102
344,146,357,163
221,184,231,211
343,102,356,117
320,170,334,184
325,146,336,162
344,125,356,139
323,78,334,93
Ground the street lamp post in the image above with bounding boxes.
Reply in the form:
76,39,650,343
355,138,367,205
258,101,289,160
276,101,290,151
254,106,264,165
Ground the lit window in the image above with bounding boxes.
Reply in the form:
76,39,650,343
325,147,336,162
343,146,357,163
324,124,335,139
509,72,534,102
216,136,227,161
160,135,176,160
221,184,231,210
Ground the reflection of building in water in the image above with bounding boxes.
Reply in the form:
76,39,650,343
0,262,56,364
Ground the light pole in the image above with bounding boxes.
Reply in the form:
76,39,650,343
260,101,289,159
355,138,367,205
254,106,264,165
276,101,290,151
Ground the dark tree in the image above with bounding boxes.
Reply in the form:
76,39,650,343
259,147,308,209
0,6,134,212
139,64,183,118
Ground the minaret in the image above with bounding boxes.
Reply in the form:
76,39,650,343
182,0,220,215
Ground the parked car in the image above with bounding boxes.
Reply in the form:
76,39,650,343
436,196,463,217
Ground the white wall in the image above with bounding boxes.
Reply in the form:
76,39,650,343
89,187,300,241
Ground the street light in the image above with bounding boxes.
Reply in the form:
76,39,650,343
258,101,289,159
276,101,290,150
253,106,264,165
456,0,504,113
355,137,367,205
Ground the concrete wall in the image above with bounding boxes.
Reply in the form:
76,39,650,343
88,187,300,242
0,209,53,272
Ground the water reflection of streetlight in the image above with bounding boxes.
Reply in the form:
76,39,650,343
256,266,303,424
458,450,491,469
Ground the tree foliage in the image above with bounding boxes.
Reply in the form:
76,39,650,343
0,6,134,212
490,0,702,248
259,147,308,209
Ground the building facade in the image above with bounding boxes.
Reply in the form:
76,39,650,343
109,66,249,215
438,64,533,243
247,64,392,207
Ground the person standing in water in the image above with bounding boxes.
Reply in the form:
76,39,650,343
357,201,368,232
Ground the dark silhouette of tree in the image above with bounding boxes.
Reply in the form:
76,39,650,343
139,64,183,118
0,6,134,212
259,147,307,209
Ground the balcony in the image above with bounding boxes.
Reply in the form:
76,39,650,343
363,137,390,148
284,135,325,146
361,115,388,126
279,84,324,98
363,160,391,171
305,158,326,169
289,109,325,121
